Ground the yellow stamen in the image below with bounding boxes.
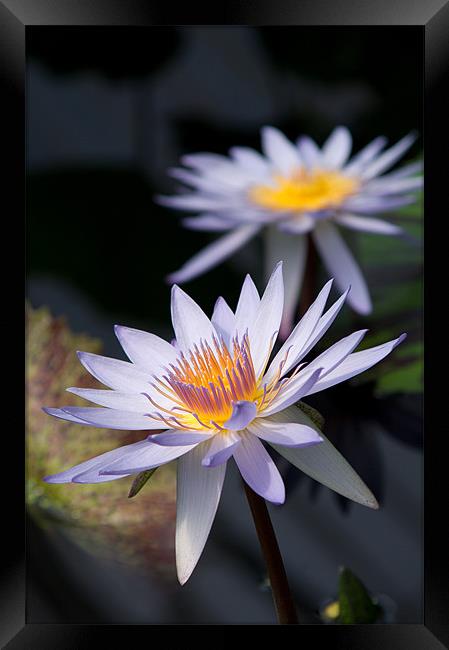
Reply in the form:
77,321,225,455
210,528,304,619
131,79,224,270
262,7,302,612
249,168,359,212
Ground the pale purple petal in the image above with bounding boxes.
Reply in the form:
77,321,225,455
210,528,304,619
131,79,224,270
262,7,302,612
58,406,164,430
305,329,368,377
335,214,403,235
77,351,152,392
322,126,352,169
156,193,237,212
297,286,351,362
306,333,407,395
150,431,213,446
234,273,260,337
229,146,272,176
313,221,372,315
233,433,285,504
166,225,260,285
100,439,196,475
264,227,307,341
42,407,98,426
114,325,178,371
360,133,417,180
43,439,149,484
343,194,417,214
264,279,333,384
343,136,387,176
170,284,217,352
201,432,241,467
278,214,315,235
181,152,229,170
211,296,236,345
224,400,257,430
362,176,423,195
66,388,153,413
182,215,237,231
261,367,324,416
248,417,322,448
176,443,226,584
248,261,284,378
261,126,301,174
296,135,322,169
269,406,378,508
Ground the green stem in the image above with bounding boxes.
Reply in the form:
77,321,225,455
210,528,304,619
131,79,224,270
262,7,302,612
243,482,299,624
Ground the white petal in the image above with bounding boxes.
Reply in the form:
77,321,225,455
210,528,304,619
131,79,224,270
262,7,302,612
44,440,150,484
343,194,416,214
156,193,237,212
306,333,406,395
248,261,284,378
295,286,351,363
360,133,417,180
182,215,237,231
261,126,301,174
59,406,163,430
66,388,153,413
248,416,322,447
322,126,352,169
335,214,403,235
101,439,195,475
166,225,260,285
170,284,217,352
261,367,324,416
201,432,241,467
114,325,178,371
211,296,236,346
176,443,226,584
278,214,315,234
343,136,387,175
234,273,260,338
181,152,229,170
270,405,378,508
313,221,372,315
362,176,423,195
77,351,153,392
264,227,307,340
264,279,333,384
42,407,98,426
229,146,271,176
233,432,285,504
150,431,213,446
305,329,368,378
223,400,257,430
296,136,322,169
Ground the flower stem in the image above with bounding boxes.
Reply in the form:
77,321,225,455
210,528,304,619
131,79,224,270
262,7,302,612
243,482,299,624
299,234,318,316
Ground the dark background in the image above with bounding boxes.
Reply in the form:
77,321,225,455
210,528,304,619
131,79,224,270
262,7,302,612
26,26,423,624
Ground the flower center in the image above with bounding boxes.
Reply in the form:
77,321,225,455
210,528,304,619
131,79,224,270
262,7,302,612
249,168,359,212
146,334,288,432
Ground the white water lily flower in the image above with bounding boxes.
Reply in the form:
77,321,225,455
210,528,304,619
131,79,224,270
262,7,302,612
43,263,405,584
159,125,422,336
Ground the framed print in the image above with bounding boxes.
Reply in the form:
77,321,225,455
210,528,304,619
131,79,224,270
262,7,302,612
1,0,447,647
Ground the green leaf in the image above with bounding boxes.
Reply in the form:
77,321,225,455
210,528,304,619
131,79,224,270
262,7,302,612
296,401,325,431
128,468,157,498
337,567,382,624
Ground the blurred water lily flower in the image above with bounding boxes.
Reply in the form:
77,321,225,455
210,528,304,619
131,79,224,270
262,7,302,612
159,126,422,336
44,263,405,584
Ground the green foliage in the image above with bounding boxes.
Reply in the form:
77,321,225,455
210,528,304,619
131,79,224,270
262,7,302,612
128,469,158,498
336,567,382,624
296,401,325,431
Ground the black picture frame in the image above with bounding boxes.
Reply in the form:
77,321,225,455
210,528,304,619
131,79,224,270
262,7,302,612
2,0,447,646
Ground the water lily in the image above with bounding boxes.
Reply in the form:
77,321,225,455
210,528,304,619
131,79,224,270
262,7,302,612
43,263,405,584
159,126,421,336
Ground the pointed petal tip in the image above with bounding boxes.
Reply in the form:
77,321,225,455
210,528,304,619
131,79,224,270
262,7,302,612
395,332,407,347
